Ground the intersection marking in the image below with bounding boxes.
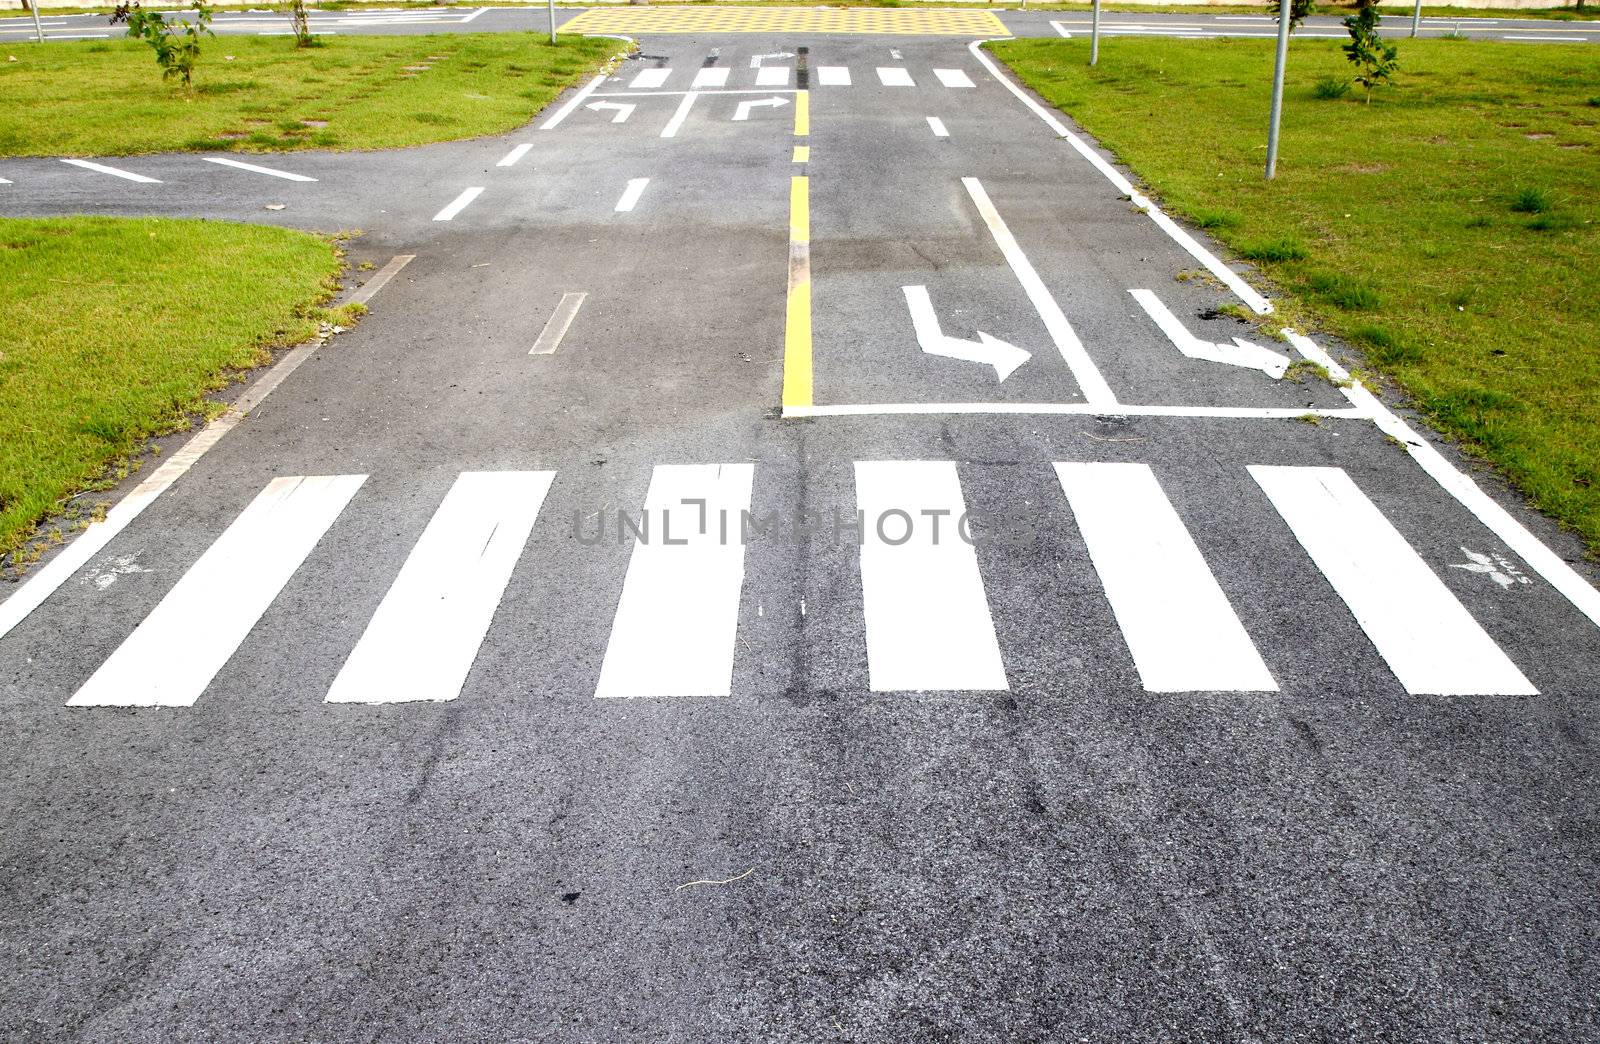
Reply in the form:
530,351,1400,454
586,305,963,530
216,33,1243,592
325,471,554,705
203,157,317,182
59,158,160,184
557,7,1009,36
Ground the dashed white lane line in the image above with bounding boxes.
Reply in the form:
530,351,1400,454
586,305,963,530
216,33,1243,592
0,176,10,184
1251,465,1537,696
68,475,366,708
856,460,1007,692
59,158,160,184
615,177,649,212
629,67,670,89
432,186,483,222
497,142,533,167
691,66,730,88
927,116,949,138
933,68,974,89
202,156,317,182
1050,20,1072,37
325,471,554,705
594,463,755,699
1056,462,1277,693
661,92,699,138
529,292,587,355
755,64,790,87
816,65,850,86
540,73,606,130
962,176,1116,406
876,67,915,87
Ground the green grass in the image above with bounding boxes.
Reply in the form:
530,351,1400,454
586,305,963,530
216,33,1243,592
991,36,1600,553
0,217,342,564
0,33,623,156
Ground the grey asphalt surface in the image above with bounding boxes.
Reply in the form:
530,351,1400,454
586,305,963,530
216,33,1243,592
3,27,1600,1043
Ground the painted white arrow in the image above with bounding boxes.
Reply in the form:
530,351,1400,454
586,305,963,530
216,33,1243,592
903,285,1031,382
750,52,795,67
1129,288,1289,379
732,97,790,122
586,101,635,124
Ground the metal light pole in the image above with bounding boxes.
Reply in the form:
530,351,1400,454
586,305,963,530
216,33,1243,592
1090,0,1101,66
1265,0,1291,179
548,0,557,45
29,0,45,43
1411,0,1422,37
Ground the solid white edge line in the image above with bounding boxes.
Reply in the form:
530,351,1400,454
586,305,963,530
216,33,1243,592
784,403,1364,419
540,73,607,130
202,156,317,182
432,186,483,222
967,39,1273,316
59,158,161,184
497,142,533,167
346,253,415,307
459,6,489,22
615,177,649,212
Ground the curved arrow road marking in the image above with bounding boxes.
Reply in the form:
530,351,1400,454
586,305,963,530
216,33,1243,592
586,100,635,124
1129,288,1288,378
903,285,1031,382
733,96,790,121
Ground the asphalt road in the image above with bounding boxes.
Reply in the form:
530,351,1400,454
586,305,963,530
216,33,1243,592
3,22,1600,1042
3,3,1600,43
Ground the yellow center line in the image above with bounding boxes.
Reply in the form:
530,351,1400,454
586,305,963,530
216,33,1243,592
792,145,810,163
794,89,810,137
782,174,812,412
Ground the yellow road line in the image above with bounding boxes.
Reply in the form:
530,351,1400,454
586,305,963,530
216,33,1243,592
783,175,812,411
558,7,1009,36
792,145,810,163
794,89,810,137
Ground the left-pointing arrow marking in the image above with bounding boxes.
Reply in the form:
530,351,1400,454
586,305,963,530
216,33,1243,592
903,285,1031,382
586,101,636,124
732,97,790,121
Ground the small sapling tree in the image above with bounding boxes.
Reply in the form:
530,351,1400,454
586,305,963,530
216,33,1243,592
110,1,215,88
1342,0,1399,103
1269,0,1316,32
289,0,315,48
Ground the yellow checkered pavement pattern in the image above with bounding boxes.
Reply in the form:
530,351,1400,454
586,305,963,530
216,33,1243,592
558,7,1010,37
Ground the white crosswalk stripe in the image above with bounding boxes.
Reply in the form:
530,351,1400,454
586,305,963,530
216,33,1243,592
856,460,1008,692
755,65,790,87
594,464,755,699
1056,463,1276,692
68,475,365,708
875,67,916,88
629,67,670,89
932,68,975,89
816,65,851,86
325,472,554,705
1251,465,1537,696
691,66,730,89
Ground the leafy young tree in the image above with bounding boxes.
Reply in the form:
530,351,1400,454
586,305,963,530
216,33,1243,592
1342,0,1399,103
289,0,314,48
1268,0,1316,32
110,1,214,88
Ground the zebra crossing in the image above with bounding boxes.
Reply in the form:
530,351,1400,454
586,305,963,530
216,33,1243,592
49,460,1539,709
620,63,978,92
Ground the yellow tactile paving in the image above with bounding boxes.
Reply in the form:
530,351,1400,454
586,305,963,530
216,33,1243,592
558,7,1009,37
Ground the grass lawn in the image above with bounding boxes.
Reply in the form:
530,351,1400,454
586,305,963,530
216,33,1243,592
0,33,623,156
0,217,342,566
992,36,1600,554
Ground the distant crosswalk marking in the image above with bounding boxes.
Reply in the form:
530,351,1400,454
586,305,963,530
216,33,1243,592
1055,463,1276,692
629,67,670,89
68,475,365,708
325,472,554,705
1251,465,1537,696
932,68,974,88
876,67,915,87
816,65,851,85
594,464,755,698
691,66,730,88
856,461,1007,692
755,65,790,86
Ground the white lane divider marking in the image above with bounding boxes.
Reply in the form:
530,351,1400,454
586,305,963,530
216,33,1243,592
585,100,635,124
615,177,649,213
733,96,789,121
540,73,606,130
1050,19,1072,37
661,92,699,137
594,463,755,699
202,156,316,182
325,471,553,705
1250,465,1537,696
962,176,1116,405
967,39,1274,316
927,116,949,138
629,67,670,89
691,66,730,89
497,142,533,167
59,158,160,184
67,475,366,708
346,253,414,308
432,186,483,222
1129,288,1288,378
903,285,1030,382
0,176,11,184
856,461,1007,692
530,292,587,355
933,68,975,89
783,402,1363,420
755,64,790,87
876,67,915,87
1056,463,1277,693
816,65,851,86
